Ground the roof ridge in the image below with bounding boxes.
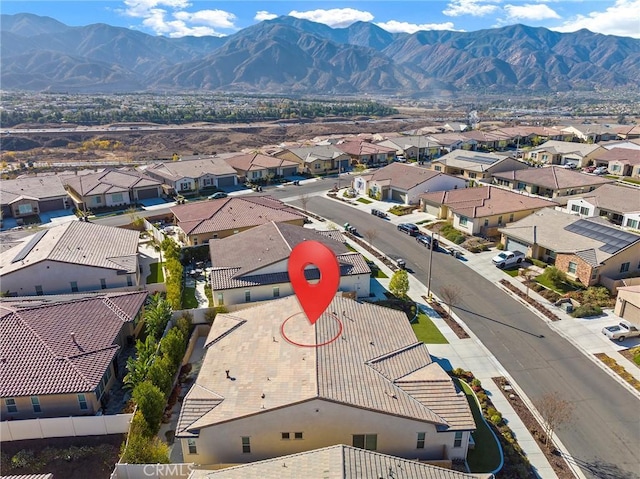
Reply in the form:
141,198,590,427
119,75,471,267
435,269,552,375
102,296,132,323
273,221,292,251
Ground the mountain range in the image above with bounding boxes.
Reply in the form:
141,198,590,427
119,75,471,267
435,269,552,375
2,13,639,96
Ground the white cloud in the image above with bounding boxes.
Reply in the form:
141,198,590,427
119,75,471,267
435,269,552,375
443,0,500,17
376,20,458,34
255,11,278,22
552,0,640,38
503,4,560,21
288,8,374,28
122,0,189,18
173,9,236,29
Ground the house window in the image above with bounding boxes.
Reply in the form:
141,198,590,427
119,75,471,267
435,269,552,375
509,213,514,223
484,219,489,227
193,238,198,245
5,398,17,413
314,163,321,170
180,182,190,191
516,182,526,190
78,394,88,410
294,432,303,440
127,275,133,286
497,216,503,225
31,396,41,413
580,207,589,215
454,431,463,448
417,432,426,449
18,204,33,215
112,193,124,203
620,262,630,273
459,216,468,226
70,281,78,293
95,366,112,400
434,165,442,172
496,178,509,186
187,439,197,454
241,436,251,453
245,290,251,302
216,293,224,305
567,262,577,274
273,287,280,298
281,432,290,440
571,204,580,213
35,285,43,296
469,172,476,179
95,196,102,204
353,434,377,451
100,278,107,290
626,219,639,229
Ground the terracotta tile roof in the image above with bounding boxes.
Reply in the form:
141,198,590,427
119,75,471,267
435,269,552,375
527,140,602,156
367,163,442,190
171,196,305,235
0,291,147,397
284,144,349,163
593,147,640,165
0,176,67,206
336,141,396,156
0,221,140,276
420,186,555,218
430,150,507,172
224,152,298,172
145,158,237,181
558,184,640,214
177,296,474,437
189,444,490,479
492,166,615,190
63,168,161,195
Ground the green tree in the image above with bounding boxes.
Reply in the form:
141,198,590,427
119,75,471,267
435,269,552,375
389,269,410,298
545,267,568,289
123,335,157,391
145,294,173,340
146,355,175,397
582,286,611,307
120,411,171,464
132,381,166,435
160,327,187,369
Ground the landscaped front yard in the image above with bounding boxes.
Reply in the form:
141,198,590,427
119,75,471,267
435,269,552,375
411,311,448,344
145,262,164,284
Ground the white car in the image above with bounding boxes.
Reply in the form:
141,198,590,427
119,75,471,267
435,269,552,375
602,320,640,342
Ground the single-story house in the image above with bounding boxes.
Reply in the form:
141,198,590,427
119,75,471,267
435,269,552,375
420,186,555,237
274,145,350,175
375,135,442,161
430,151,528,182
0,221,140,296
144,157,238,194
335,140,396,166
460,130,511,151
64,168,162,211
352,162,467,205
209,222,370,306
522,140,604,168
614,285,640,326
224,153,299,183
590,148,640,178
560,124,623,144
0,291,148,419
0,175,70,222
558,184,640,226
171,196,306,246
492,166,615,198
187,444,491,479
176,295,475,465
425,133,477,154
499,208,640,289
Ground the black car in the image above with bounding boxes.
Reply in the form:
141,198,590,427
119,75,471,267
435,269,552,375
397,223,420,236
416,234,439,250
371,208,389,219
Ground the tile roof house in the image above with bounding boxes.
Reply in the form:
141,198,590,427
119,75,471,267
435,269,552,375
420,186,555,237
375,135,443,161
560,124,623,143
274,145,350,175
209,222,371,306
425,133,477,154
491,166,614,198
187,444,491,479
0,291,148,419
176,295,475,465
0,221,140,296
557,183,640,227
171,196,306,246
522,140,604,168
499,208,640,290
352,163,467,205
224,153,299,183
590,148,640,178
144,158,238,194
430,151,528,182
0,175,70,222
335,140,397,166
64,168,162,211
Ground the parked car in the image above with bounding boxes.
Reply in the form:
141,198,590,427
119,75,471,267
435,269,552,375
397,223,420,236
491,250,525,268
396,155,407,162
602,320,640,342
583,166,596,173
416,234,439,250
208,192,228,199
593,166,609,175
396,258,407,269
371,208,389,219
561,163,577,169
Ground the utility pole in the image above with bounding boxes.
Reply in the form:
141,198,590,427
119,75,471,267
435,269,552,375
426,231,437,302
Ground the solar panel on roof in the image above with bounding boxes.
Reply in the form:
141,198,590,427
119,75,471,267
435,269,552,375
564,220,639,254
11,230,48,263
459,155,497,165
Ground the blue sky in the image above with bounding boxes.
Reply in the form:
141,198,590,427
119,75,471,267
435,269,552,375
3,1,639,38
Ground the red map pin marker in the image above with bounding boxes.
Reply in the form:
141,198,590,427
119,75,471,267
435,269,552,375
288,240,340,325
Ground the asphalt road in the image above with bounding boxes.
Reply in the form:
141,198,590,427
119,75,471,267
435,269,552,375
298,195,640,479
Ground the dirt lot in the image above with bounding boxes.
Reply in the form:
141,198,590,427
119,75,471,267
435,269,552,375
0,434,125,478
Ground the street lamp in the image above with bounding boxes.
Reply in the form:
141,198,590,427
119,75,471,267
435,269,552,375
426,230,437,302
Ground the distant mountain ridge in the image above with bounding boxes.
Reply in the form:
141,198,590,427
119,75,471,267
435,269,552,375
1,13,639,95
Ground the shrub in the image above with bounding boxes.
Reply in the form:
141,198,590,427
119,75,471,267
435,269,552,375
545,267,568,289
176,312,193,337
471,378,482,389
572,303,603,318
132,381,166,435
146,355,175,397
539,289,561,302
11,449,35,468
121,412,171,464
495,243,505,250
582,286,613,307
490,413,503,425
160,327,187,370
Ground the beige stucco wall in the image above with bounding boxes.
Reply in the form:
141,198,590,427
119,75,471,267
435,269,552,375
0,259,140,296
187,218,306,246
614,288,640,325
181,398,470,465
598,244,640,284
1,391,101,421
458,209,544,235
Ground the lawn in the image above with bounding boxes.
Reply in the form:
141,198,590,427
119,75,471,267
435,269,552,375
411,311,448,344
622,177,640,185
356,197,373,204
535,273,582,294
182,286,199,309
457,379,502,473
145,262,164,284
372,268,388,279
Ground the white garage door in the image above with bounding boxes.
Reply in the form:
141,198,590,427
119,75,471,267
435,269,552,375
506,237,529,255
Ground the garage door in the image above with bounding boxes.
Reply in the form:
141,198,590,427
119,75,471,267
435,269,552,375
391,189,405,203
137,188,159,199
217,176,236,187
38,198,66,212
423,204,440,217
621,302,640,324
506,237,529,255
282,167,298,177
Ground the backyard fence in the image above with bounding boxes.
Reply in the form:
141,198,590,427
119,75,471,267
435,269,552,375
1,413,133,442
112,463,195,479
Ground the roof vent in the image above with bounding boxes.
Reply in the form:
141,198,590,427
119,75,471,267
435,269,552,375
70,332,77,343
